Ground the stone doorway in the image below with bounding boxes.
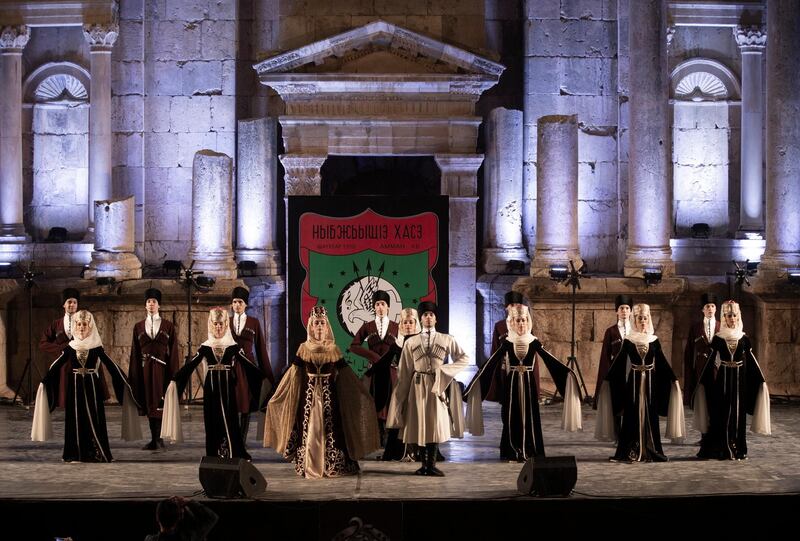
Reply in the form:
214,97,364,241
320,156,440,196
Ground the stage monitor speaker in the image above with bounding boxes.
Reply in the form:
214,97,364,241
199,457,267,499
517,455,577,497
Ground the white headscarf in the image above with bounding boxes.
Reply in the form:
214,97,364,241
505,305,536,358
201,307,237,348
627,304,658,345
396,307,421,347
68,310,104,351
716,300,745,341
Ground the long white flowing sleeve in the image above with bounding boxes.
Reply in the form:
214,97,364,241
464,389,484,436
448,382,465,438
160,381,183,444
665,380,686,442
593,381,615,441
751,382,771,435
31,383,53,442
561,373,582,432
386,344,414,429
693,383,709,434
121,388,143,441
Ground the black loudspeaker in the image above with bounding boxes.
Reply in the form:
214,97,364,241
517,455,577,497
199,457,267,499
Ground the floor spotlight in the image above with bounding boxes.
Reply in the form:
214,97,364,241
505,259,526,275
45,227,68,243
788,269,800,285
548,265,569,282
0,262,17,278
643,267,662,286
691,223,710,239
195,275,216,290
162,260,183,277
237,260,257,277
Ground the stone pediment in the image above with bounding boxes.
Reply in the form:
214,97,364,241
254,20,504,77
253,21,504,101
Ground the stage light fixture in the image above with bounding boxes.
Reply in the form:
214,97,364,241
505,259,526,275
643,267,662,286
162,260,183,277
195,275,216,290
691,223,710,239
0,262,16,278
549,265,569,282
788,269,800,285
95,276,116,286
237,260,257,277
45,227,68,243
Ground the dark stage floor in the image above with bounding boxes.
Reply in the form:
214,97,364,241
2,399,799,539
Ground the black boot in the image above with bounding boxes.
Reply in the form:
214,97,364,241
378,419,387,449
425,443,445,477
240,413,251,447
414,445,428,475
142,418,160,450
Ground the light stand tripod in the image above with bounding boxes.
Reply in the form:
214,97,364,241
12,265,44,407
549,260,591,403
177,261,215,405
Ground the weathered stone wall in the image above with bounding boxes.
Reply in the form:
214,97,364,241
28,104,90,240
113,0,239,266
672,102,740,237
523,0,621,273
275,0,486,52
479,0,522,115
755,298,800,397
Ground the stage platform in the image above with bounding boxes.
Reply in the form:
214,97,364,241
1,400,798,540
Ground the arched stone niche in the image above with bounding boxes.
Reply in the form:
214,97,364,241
23,62,90,241
670,58,741,238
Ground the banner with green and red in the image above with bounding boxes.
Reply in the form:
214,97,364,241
288,196,448,376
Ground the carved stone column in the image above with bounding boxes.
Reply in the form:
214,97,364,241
735,25,766,236
188,150,238,279
236,118,281,275
483,108,528,273
83,23,118,234
435,153,483,364
279,154,327,196
83,196,142,280
623,0,674,278
761,0,800,272
531,115,583,277
0,26,30,241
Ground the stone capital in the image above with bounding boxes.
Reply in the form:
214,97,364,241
83,23,118,51
280,154,327,196
735,25,766,50
434,154,483,197
0,25,30,52
434,154,484,174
